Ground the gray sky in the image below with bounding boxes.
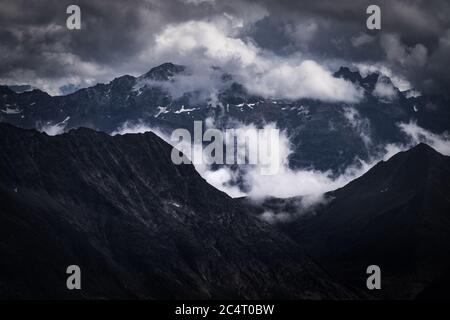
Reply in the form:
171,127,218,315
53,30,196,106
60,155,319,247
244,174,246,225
1,0,449,96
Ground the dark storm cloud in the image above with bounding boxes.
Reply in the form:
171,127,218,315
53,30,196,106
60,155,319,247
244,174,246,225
251,0,450,94
0,0,234,92
0,0,449,95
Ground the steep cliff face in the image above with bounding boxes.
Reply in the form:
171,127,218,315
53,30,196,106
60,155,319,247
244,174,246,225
0,123,352,299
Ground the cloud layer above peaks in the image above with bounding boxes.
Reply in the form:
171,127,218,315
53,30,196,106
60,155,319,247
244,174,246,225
2,0,450,97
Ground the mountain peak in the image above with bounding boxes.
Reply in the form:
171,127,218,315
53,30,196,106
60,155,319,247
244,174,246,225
339,143,448,198
24,88,51,98
333,67,363,83
142,62,185,80
333,67,381,91
0,85,15,95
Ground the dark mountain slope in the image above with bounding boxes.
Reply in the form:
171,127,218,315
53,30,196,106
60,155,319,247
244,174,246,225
284,143,450,299
0,123,352,299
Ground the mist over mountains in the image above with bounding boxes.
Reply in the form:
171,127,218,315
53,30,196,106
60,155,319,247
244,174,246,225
1,121,450,299
1,62,450,299
1,63,449,200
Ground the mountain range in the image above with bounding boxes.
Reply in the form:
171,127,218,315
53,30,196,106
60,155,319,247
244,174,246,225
1,122,450,299
0,123,353,299
1,63,450,300
1,63,449,172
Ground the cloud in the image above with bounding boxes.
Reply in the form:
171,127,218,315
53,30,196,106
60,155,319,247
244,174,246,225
147,20,363,102
180,0,216,5
404,89,422,99
372,76,398,102
342,107,372,147
38,116,70,135
354,62,412,92
245,160,372,200
248,120,450,223
111,117,450,226
373,121,450,163
202,167,245,198
135,65,229,102
1,0,450,96
398,121,450,156
111,119,372,201
260,210,291,224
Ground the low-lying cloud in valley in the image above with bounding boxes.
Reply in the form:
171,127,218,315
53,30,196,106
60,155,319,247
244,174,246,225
136,19,363,103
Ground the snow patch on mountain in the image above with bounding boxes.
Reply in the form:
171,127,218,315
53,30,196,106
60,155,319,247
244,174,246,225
155,106,170,117
174,105,196,114
1,107,22,114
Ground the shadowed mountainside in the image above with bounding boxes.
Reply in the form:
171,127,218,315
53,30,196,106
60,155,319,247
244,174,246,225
0,123,353,299
281,143,450,299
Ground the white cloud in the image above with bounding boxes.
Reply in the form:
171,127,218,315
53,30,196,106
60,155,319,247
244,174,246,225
111,119,366,202
251,120,450,223
398,121,450,155
354,63,412,92
373,76,398,102
135,65,228,102
245,160,372,200
111,121,154,135
111,118,450,225
112,119,371,201
373,121,450,163
145,20,363,103
251,121,449,200
243,60,363,102
202,167,244,197
153,20,259,66
260,210,292,224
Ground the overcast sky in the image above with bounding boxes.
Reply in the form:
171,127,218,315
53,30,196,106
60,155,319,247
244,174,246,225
1,0,450,96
